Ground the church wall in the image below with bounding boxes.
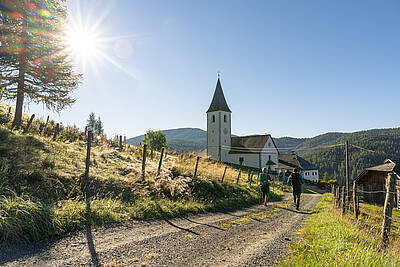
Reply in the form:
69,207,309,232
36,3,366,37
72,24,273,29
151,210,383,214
227,153,260,169
207,111,231,161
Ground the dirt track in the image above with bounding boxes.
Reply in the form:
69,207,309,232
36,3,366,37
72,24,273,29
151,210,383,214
0,193,321,267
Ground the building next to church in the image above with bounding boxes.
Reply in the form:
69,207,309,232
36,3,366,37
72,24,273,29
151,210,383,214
206,77,279,172
278,153,320,183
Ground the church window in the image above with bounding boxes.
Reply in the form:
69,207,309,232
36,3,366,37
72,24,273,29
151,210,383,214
212,115,215,123
268,155,271,160
224,115,227,123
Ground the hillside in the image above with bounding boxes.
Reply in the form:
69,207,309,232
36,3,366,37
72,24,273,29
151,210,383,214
0,103,286,244
127,128,207,152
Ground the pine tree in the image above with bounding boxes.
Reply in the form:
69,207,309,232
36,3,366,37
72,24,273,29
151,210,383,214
95,116,103,135
86,112,96,131
0,1,82,127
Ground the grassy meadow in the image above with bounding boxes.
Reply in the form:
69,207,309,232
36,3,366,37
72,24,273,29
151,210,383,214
282,194,400,266
0,102,287,244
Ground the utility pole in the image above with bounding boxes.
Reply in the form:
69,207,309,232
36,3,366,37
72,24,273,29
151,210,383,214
345,140,350,202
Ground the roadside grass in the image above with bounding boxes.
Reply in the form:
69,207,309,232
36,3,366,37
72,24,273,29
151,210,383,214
0,106,286,244
282,194,400,266
302,188,319,194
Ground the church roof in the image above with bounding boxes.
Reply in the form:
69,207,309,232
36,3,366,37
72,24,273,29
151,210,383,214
229,134,278,154
207,78,232,113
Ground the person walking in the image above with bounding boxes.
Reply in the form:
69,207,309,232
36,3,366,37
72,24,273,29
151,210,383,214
259,168,272,206
287,167,304,210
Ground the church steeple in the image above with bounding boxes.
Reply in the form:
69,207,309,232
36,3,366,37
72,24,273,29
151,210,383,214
206,76,231,113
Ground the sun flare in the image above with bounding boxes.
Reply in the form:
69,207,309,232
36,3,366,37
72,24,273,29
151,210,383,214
65,24,102,69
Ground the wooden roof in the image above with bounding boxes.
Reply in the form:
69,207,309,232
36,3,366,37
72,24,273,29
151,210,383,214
356,159,400,182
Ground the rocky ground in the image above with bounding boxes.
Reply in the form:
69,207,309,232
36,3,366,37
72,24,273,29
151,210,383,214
0,193,321,267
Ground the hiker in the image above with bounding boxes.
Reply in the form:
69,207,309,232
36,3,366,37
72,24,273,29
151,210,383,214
287,167,304,210
259,168,273,206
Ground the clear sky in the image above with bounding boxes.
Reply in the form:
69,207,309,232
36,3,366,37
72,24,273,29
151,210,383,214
23,0,400,138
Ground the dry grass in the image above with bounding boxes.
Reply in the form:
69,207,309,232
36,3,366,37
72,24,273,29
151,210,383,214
0,102,282,243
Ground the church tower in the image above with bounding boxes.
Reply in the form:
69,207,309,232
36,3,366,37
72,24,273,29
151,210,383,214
206,75,232,162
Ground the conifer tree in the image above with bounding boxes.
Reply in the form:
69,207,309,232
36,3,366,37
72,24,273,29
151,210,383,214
0,0,82,127
95,116,103,135
86,112,96,131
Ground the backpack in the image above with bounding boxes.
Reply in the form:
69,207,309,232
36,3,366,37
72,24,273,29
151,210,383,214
291,173,300,186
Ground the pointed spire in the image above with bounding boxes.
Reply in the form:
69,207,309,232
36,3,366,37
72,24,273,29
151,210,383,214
207,74,231,113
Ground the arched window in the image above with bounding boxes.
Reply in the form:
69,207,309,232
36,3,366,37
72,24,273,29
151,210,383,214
224,115,227,123
212,115,215,123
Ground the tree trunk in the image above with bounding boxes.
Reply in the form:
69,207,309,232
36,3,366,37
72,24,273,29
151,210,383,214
12,71,25,128
12,46,27,128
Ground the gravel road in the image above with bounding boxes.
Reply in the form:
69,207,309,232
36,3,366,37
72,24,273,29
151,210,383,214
0,193,321,267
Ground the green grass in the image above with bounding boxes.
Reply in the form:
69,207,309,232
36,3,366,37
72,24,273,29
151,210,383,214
0,107,286,244
282,194,400,266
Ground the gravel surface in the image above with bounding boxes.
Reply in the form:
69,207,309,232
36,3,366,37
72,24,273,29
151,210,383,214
0,193,321,267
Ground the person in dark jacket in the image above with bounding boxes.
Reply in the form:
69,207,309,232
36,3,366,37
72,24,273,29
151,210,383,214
287,167,304,210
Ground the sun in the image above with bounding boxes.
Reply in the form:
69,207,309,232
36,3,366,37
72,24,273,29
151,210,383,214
67,28,97,55
63,1,138,79
65,24,103,70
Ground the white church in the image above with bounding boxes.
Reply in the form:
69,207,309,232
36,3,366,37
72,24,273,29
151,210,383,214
206,76,279,173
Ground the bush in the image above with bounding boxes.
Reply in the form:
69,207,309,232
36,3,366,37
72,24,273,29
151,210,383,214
0,111,12,125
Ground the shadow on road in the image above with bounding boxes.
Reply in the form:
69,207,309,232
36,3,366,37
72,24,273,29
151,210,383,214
278,206,313,215
182,217,225,231
85,197,100,267
154,200,200,236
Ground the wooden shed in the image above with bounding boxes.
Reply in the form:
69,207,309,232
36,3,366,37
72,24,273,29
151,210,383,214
355,159,400,208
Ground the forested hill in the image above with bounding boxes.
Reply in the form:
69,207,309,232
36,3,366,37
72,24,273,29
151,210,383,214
127,127,400,181
294,128,400,181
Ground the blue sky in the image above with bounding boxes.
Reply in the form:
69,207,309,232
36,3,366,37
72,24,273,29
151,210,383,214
24,0,400,138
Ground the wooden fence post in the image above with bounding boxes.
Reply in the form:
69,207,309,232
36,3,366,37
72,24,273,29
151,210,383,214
119,136,123,150
157,148,164,175
53,123,59,141
336,187,341,208
142,144,147,180
221,166,227,182
40,115,49,135
236,169,241,184
332,185,336,206
341,186,346,215
221,166,228,183
193,156,200,178
381,173,396,246
84,130,93,196
353,181,359,219
23,114,35,134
